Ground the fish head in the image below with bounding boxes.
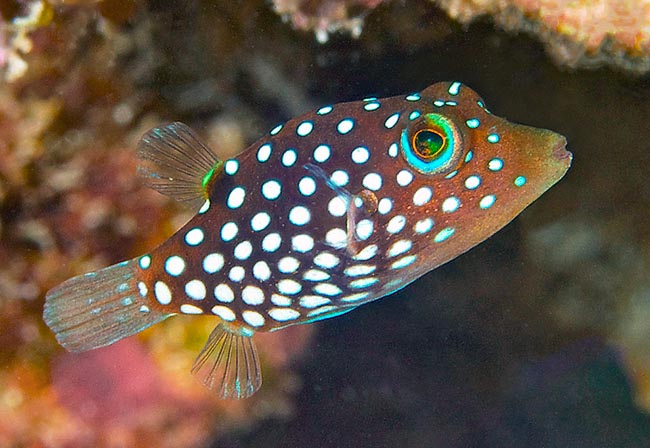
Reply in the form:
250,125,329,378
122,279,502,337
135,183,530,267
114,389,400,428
392,82,572,271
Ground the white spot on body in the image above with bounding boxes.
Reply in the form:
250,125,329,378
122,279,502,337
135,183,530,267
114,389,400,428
386,215,407,234
292,234,314,252
289,206,311,226
378,198,393,215
300,295,331,308
262,233,282,252
388,143,398,158
139,255,151,269
352,244,378,261
337,118,355,134
313,145,331,163
344,264,376,277
257,143,272,163
234,241,253,260
227,186,246,209
261,180,282,200
488,158,504,171
298,177,317,196
340,292,370,302
296,121,314,137
269,308,301,322
313,283,342,296
442,196,461,213
384,113,400,129
414,218,434,234
278,279,302,295
180,304,203,314
387,240,413,257
242,310,265,327
278,257,300,274
212,305,236,321
349,277,379,289
229,266,245,282
328,196,348,217
214,284,234,302
251,212,271,232
480,195,496,209
185,280,206,300
303,269,331,281
198,200,210,214
224,159,239,175
330,170,349,186
154,281,172,305
220,222,238,242
253,261,271,281
396,170,413,186
355,219,374,240
314,252,340,269
317,105,333,115
242,285,265,305
465,175,481,189
271,294,292,306
351,146,370,164
185,227,205,246
282,149,297,167
413,187,433,206
326,228,348,248
391,255,417,269
165,256,185,276
362,173,383,191
203,253,224,274
138,282,148,297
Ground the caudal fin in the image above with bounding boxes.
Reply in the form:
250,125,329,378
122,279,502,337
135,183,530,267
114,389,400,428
43,259,171,352
191,324,262,399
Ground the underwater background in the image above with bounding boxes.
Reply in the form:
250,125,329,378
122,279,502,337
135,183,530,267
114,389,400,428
2,0,650,446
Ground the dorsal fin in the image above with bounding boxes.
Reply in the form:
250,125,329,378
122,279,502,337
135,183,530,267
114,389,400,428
137,122,222,210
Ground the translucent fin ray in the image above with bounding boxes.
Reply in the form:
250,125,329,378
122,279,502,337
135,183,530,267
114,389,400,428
43,259,171,352
191,324,262,399
137,122,221,209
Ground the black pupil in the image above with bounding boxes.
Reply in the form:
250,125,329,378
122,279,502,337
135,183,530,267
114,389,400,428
414,130,444,158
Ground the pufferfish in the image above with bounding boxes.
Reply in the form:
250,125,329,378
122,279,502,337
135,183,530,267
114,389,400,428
44,82,571,399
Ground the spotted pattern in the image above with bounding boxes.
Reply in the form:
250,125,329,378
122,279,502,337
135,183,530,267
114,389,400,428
134,80,570,339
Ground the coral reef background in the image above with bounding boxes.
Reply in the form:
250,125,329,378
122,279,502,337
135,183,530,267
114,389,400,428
2,0,650,446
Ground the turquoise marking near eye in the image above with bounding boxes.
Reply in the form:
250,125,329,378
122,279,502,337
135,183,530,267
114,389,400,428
401,113,460,175
444,170,458,179
466,118,480,129
514,176,527,187
270,124,283,135
434,100,445,107
434,227,455,243
488,158,504,171
409,111,421,120
448,82,461,95
465,151,473,163
487,133,500,143
317,105,333,115
406,93,421,101
479,195,496,209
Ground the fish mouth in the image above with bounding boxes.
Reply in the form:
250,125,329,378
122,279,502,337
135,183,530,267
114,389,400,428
552,135,572,162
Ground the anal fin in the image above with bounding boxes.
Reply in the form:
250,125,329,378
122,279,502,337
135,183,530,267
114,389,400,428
43,258,171,352
137,122,222,210
191,324,262,399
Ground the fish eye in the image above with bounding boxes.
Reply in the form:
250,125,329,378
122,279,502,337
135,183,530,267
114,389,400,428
400,113,463,175
412,129,446,160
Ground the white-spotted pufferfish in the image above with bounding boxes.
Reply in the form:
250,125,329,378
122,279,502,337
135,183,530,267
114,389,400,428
44,82,572,399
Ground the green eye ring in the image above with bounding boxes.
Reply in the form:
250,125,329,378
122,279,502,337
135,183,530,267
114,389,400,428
400,113,463,175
